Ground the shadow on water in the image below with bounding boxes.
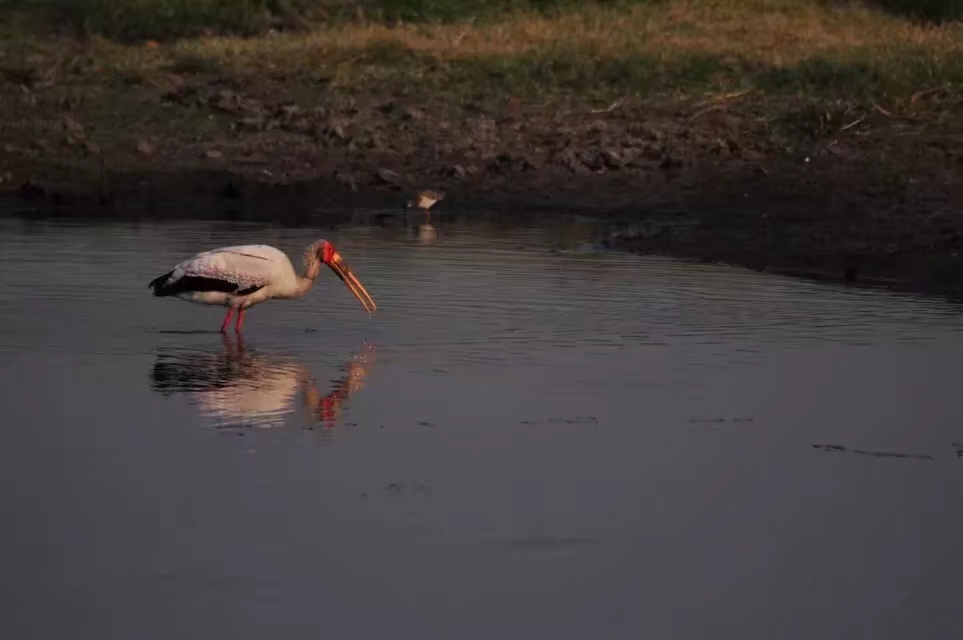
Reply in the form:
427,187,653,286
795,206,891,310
148,335,376,430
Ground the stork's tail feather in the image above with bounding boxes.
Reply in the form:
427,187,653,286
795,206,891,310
149,270,175,296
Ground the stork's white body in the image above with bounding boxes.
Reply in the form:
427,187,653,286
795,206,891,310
162,244,302,308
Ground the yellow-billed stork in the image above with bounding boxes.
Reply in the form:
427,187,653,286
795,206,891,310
148,239,376,332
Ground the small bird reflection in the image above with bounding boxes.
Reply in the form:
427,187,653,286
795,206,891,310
418,223,438,243
149,334,375,430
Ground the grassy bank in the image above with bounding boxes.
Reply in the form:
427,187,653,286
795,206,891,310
2,0,963,197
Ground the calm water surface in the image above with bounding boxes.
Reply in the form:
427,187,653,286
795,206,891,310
1,209,963,639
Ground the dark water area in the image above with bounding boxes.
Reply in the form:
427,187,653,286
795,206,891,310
2,204,963,639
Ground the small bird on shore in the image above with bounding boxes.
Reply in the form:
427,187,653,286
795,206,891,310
148,239,376,333
404,189,445,220
404,190,444,242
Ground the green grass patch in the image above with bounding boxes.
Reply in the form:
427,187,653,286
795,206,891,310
869,0,963,24
49,0,327,40
328,41,963,103
356,0,662,23
431,50,734,100
7,0,665,42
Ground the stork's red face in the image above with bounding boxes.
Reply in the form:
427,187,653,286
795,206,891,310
320,241,377,316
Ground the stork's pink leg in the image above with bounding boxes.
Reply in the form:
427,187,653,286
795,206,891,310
219,308,235,333
235,308,247,332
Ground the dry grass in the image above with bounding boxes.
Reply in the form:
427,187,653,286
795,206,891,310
2,0,951,102
68,0,958,65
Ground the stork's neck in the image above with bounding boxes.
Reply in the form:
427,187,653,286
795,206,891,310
289,255,322,298
291,275,315,298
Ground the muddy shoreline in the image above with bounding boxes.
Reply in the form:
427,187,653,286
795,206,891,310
5,150,963,300
5,68,963,298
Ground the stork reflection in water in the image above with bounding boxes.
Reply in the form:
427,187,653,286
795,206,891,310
149,335,375,429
